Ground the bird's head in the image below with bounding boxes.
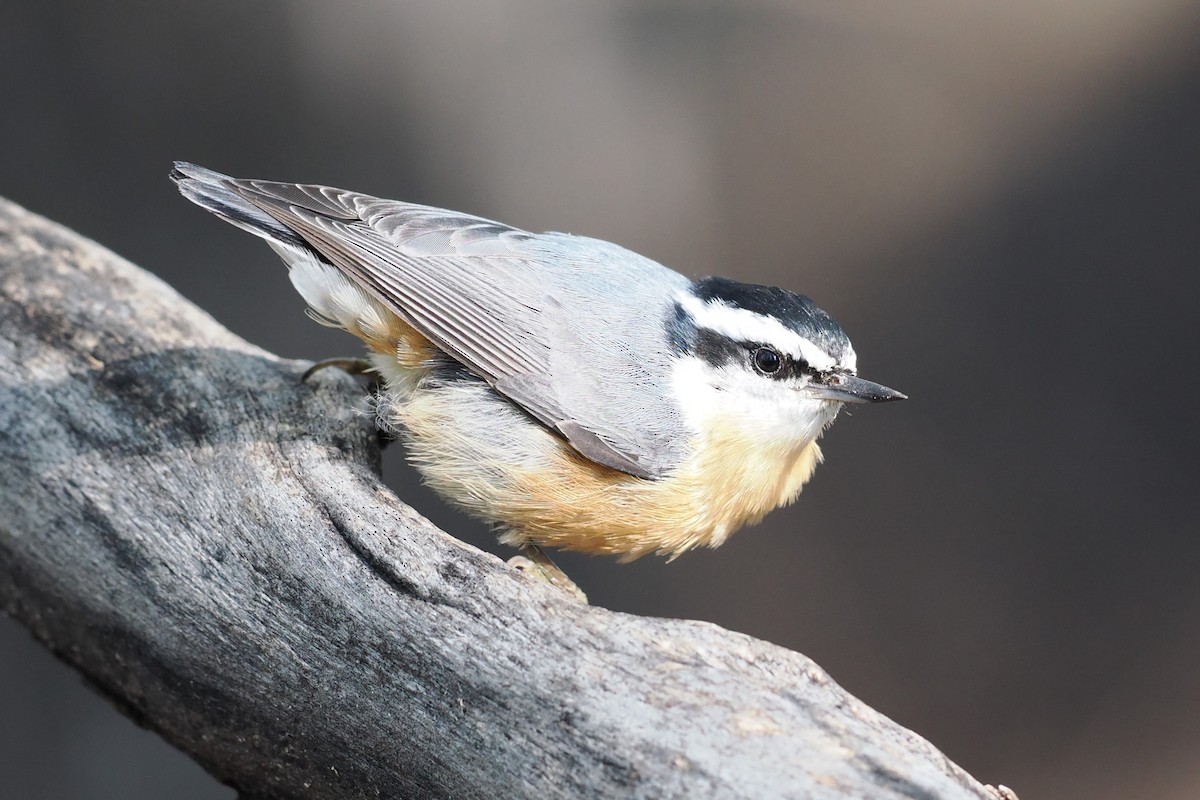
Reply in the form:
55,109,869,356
667,276,905,453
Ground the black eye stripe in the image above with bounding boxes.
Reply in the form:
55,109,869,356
750,345,815,379
685,324,824,377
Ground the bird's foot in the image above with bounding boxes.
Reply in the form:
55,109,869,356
302,357,397,450
508,544,588,603
985,785,1019,800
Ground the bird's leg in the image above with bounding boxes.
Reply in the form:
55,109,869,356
508,543,588,603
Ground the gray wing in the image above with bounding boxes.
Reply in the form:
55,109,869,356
172,163,692,478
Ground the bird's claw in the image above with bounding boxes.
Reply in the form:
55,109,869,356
509,547,588,603
302,357,380,388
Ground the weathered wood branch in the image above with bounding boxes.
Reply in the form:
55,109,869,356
0,197,996,799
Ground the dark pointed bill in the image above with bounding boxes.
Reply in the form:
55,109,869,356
801,373,907,404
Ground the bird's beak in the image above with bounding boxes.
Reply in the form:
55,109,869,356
802,373,907,404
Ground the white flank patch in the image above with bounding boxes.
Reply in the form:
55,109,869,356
272,242,391,339
676,292,839,372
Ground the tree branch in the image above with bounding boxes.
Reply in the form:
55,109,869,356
0,197,995,799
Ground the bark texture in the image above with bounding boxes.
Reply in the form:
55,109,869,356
0,197,995,799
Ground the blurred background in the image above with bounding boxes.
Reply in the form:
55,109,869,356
2,1,1199,798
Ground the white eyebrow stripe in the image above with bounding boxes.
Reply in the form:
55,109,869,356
677,292,838,371
841,341,858,373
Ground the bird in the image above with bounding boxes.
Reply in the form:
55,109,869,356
171,162,905,594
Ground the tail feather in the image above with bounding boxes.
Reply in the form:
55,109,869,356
171,161,307,250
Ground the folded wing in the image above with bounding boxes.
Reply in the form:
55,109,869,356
172,163,689,478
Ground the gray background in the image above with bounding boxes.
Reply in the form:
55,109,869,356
2,2,1199,798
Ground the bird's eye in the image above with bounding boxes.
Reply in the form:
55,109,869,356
752,347,782,375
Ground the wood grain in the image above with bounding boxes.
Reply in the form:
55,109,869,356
0,197,994,799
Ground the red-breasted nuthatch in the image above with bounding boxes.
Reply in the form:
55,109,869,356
172,163,904,588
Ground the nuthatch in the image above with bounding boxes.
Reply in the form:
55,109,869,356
172,163,904,591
